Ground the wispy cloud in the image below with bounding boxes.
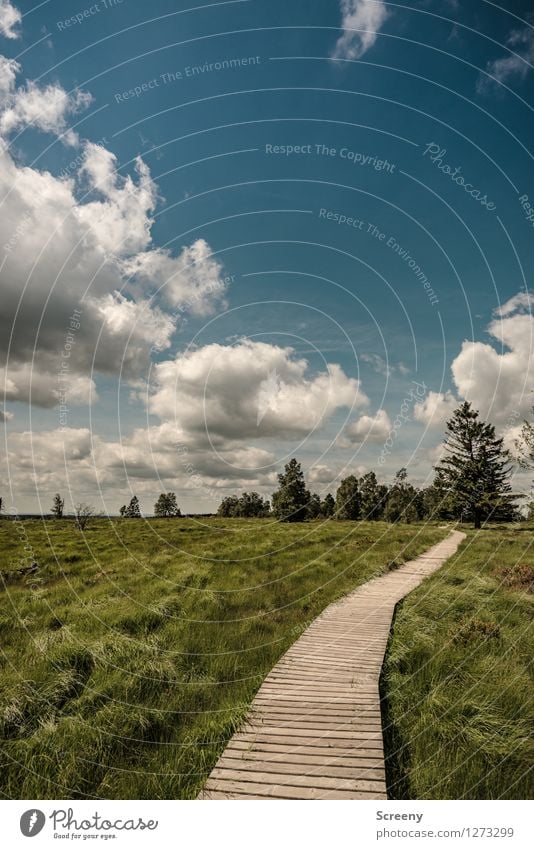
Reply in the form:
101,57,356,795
331,0,388,61
478,25,534,93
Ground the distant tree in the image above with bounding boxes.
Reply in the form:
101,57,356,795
74,503,94,531
217,492,270,517
272,458,310,522
123,495,141,518
434,402,517,528
217,495,240,517
359,472,388,520
154,492,181,517
119,505,127,517
307,493,322,519
335,475,361,520
526,501,534,523
321,493,336,518
51,493,64,519
238,491,271,518
385,468,419,523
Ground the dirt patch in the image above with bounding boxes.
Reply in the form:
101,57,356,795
493,563,534,594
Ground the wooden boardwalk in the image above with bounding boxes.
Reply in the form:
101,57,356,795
199,530,465,800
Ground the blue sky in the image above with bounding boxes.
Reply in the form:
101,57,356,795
1,0,533,513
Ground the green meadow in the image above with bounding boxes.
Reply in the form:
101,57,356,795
0,518,531,800
0,518,443,799
383,526,533,800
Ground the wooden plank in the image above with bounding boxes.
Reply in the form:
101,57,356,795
209,768,385,793
214,758,385,781
198,531,465,801
202,778,385,800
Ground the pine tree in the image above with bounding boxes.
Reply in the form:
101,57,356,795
119,505,127,517
154,492,181,517
359,472,388,520
307,493,322,519
335,475,361,520
124,495,141,518
271,459,310,522
50,493,64,519
384,468,419,523
434,401,517,528
321,493,336,517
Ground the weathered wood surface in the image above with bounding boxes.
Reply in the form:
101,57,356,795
199,531,465,800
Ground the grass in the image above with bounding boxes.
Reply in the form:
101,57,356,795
383,525,534,800
0,516,446,799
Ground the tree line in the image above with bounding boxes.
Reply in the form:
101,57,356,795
46,402,533,529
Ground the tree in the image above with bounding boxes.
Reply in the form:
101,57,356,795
238,492,271,518
359,472,388,520
307,493,322,519
335,475,361,520
272,458,310,522
119,505,127,517
74,503,94,530
385,468,419,523
123,495,141,518
217,492,270,517
217,495,240,517
51,493,64,519
434,402,517,529
154,492,181,517
321,493,336,517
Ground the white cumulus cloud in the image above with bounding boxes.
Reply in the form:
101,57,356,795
413,390,457,428
343,408,391,443
451,292,534,428
148,339,367,441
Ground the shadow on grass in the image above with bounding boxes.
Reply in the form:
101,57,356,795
379,599,410,801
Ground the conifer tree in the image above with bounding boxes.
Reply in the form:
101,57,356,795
335,475,361,520
434,402,516,528
321,493,336,517
272,459,310,522
51,493,64,519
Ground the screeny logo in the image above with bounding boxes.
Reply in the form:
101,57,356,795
20,810,46,837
